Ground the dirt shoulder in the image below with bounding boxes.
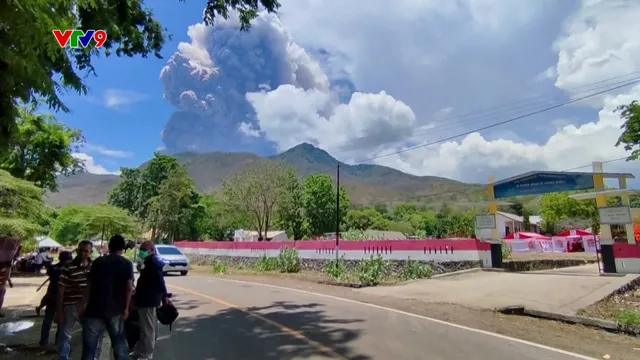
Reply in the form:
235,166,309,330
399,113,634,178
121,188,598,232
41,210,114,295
191,269,640,360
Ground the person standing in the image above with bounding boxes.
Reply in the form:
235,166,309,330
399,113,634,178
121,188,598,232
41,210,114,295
131,241,169,360
81,235,134,360
56,240,93,360
38,251,72,347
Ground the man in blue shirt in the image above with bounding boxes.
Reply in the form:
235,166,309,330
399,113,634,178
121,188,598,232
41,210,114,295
131,241,169,360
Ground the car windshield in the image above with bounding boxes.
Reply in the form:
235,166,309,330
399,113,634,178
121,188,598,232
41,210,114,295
156,246,183,256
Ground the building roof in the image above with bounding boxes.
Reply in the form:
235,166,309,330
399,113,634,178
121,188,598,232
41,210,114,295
497,211,523,222
364,230,407,240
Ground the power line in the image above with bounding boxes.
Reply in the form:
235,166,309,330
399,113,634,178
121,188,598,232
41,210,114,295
353,78,640,164
349,156,630,207
333,71,640,155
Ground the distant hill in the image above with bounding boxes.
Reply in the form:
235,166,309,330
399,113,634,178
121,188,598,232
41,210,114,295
45,143,484,207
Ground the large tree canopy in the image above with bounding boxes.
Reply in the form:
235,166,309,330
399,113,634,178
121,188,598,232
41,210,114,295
0,106,83,192
0,170,51,243
49,203,139,246
0,0,281,147
616,100,640,161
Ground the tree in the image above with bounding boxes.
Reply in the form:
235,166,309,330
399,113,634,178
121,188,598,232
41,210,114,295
275,176,307,240
0,107,83,191
615,100,640,161
50,204,139,246
302,174,349,236
148,167,198,243
344,208,382,231
539,191,618,235
197,192,247,240
509,199,525,216
522,209,531,231
222,160,294,239
0,170,50,244
0,0,281,147
107,168,142,216
391,204,417,221
108,152,181,238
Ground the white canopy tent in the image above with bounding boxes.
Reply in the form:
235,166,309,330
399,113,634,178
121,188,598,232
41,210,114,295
36,236,63,249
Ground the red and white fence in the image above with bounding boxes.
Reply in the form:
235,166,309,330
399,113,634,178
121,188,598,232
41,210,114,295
614,243,640,273
505,236,598,254
175,239,492,267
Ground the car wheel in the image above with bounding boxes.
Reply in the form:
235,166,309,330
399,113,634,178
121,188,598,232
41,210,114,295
180,271,188,276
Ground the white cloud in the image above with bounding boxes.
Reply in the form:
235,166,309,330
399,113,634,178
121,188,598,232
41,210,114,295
82,144,133,158
103,89,149,108
72,153,121,175
246,85,416,156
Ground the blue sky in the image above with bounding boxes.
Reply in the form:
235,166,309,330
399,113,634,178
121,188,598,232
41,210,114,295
56,0,640,185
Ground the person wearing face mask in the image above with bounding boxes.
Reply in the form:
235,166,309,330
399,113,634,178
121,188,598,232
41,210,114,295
130,241,169,360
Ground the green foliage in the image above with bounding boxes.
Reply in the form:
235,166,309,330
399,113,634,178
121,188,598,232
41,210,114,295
357,254,390,286
197,0,281,30
540,191,618,234
211,259,228,274
50,204,139,246
502,239,512,260
254,254,278,272
522,209,531,231
341,229,381,240
148,166,199,243
222,160,296,239
274,173,307,240
616,308,640,327
0,107,84,192
399,259,433,281
302,174,349,236
615,100,640,161
0,169,50,240
324,255,347,280
277,246,301,273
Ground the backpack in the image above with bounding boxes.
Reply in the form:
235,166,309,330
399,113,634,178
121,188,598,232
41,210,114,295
156,302,179,330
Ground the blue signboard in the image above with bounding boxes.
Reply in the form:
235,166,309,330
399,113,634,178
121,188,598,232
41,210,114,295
493,172,594,199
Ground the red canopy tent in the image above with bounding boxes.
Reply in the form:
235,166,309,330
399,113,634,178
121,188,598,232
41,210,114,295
555,229,593,237
503,232,551,240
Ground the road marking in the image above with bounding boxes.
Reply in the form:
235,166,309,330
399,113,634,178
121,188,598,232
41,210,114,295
182,276,597,360
168,284,348,360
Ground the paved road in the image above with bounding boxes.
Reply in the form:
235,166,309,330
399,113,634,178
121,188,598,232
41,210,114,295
152,275,594,360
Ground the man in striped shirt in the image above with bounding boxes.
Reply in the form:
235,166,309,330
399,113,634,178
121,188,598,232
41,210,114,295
56,240,93,360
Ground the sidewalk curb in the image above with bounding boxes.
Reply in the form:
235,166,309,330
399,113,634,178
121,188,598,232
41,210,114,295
496,305,640,336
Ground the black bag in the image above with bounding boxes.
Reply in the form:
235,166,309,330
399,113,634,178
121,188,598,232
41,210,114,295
124,308,141,348
156,302,179,330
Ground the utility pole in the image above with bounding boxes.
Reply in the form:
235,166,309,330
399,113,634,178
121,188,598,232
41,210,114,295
335,163,340,261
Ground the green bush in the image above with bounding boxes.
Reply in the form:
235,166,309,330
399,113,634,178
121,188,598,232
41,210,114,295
211,259,228,274
399,258,433,281
324,255,347,280
254,254,278,271
616,308,640,326
277,246,301,273
501,239,512,260
357,254,390,286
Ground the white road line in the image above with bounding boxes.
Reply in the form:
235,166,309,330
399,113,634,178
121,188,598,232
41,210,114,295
179,275,596,360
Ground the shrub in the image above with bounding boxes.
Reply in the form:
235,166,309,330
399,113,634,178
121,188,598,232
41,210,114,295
501,239,512,260
324,255,347,280
211,259,228,274
357,254,389,286
399,258,432,281
254,254,278,272
277,246,301,273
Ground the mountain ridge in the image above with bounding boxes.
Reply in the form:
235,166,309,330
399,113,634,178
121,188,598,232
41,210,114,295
45,143,482,207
